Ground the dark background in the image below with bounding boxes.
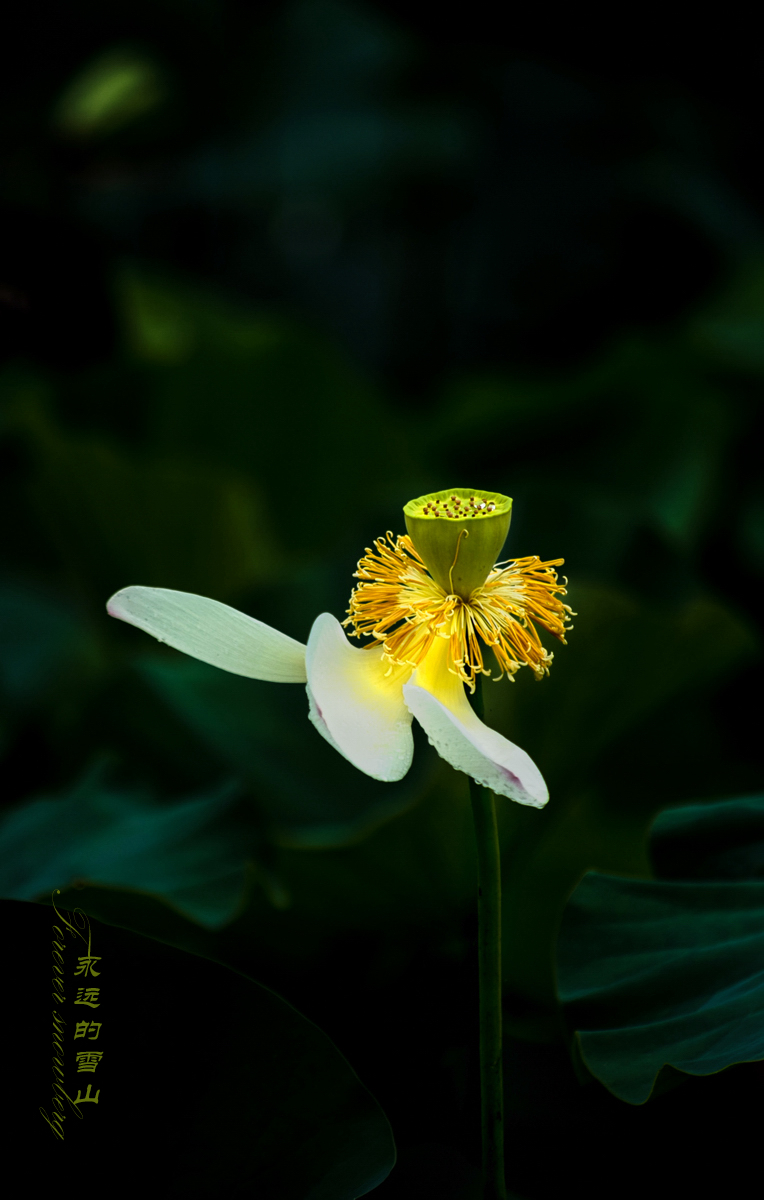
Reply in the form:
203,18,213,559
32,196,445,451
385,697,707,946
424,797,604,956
2,3,763,1196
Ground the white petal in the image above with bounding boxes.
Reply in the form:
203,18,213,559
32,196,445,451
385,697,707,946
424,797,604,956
107,586,307,682
305,613,414,782
402,638,548,807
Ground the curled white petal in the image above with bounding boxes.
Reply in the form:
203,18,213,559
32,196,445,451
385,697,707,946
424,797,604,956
107,586,307,682
403,638,548,807
305,613,414,782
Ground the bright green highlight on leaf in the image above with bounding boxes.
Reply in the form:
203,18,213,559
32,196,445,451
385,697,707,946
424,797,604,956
403,487,512,598
52,48,166,138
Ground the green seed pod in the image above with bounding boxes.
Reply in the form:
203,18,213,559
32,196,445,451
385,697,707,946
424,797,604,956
403,488,512,599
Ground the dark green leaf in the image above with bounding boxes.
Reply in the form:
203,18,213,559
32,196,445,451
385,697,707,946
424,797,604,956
687,256,764,374
0,763,261,928
0,574,103,709
8,386,283,603
49,759,479,963
650,794,764,881
137,653,433,847
485,584,756,791
117,266,418,558
8,898,395,1197
556,796,764,1103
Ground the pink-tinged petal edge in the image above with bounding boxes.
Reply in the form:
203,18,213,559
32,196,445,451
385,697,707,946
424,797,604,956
402,676,548,807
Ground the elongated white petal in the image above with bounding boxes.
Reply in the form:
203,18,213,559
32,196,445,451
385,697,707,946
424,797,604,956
402,638,548,807
305,613,414,782
107,586,307,682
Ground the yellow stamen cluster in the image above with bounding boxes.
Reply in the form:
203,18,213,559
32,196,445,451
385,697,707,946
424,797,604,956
343,532,574,690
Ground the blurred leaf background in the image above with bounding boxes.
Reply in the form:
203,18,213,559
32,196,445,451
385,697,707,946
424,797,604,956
1,3,763,1196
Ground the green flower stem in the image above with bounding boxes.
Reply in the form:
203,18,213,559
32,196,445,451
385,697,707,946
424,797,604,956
469,677,507,1200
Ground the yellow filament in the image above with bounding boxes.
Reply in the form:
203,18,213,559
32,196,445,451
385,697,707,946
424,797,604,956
343,532,574,691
